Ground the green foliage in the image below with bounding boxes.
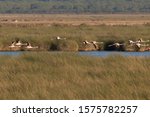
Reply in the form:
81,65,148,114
0,0,150,13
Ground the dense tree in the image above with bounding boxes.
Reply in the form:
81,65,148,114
0,0,149,13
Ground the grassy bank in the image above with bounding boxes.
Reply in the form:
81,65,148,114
0,24,150,50
0,52,149,99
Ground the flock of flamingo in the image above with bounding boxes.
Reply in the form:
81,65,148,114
9,40,38,49
8,37,150,51
82,38,150,51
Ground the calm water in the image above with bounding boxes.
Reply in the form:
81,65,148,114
0,51,150,57
79,51,150,57
0,51,24,56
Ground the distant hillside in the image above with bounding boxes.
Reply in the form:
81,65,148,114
0,0,150,13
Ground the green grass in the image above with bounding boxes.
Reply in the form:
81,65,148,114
0,52,149,99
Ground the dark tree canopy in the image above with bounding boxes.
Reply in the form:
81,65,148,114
0,0,150,13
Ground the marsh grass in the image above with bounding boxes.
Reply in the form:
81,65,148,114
0,52,149,99
0,24,150,50
0,17,150,99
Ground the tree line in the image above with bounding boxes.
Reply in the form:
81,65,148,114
0,0,150,13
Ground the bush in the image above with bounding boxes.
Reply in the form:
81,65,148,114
50,40,79,51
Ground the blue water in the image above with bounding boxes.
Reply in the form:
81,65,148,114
0,51,150,57
0,51,24,56
79,51,150,57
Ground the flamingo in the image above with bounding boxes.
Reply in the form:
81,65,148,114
135,43,149,49
25,42,38,49
128,40,137,45
137,38,149,43
15,40,27,46
90,41,103,49
83,40,91,45
9,41,17,48
108,43,125,48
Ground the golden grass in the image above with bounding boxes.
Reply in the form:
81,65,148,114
0,14,150,26
0,14,149,99
0,23,150,50
0,52,149,99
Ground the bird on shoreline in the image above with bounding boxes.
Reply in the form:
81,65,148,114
129,38,149,46
9,41,17,48
137,38,149,43
25,42,38,49
83,40,91,45
90,41,103,49
15,40,27,46
135,43,149,49
128,40,136,45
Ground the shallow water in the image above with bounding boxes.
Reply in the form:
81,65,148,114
0,51,150,57
79,51,150,57
0,51,23,56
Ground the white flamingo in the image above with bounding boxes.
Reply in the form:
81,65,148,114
25,42,38,49
108,43,125,48
90,41,103,49
83,40,91,45
129,40,136,45
137,38,149,43
9,41,17,48
135,43,149,49
15,40,27,46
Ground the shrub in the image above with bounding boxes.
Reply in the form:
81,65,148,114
50,40,79,51
57,40,79,51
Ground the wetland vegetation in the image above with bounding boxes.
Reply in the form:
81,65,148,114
0,52,150,99
0,14,149,99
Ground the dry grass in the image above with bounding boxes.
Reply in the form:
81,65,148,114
0,14,149,100
0,14,150,26
0,52,149,100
